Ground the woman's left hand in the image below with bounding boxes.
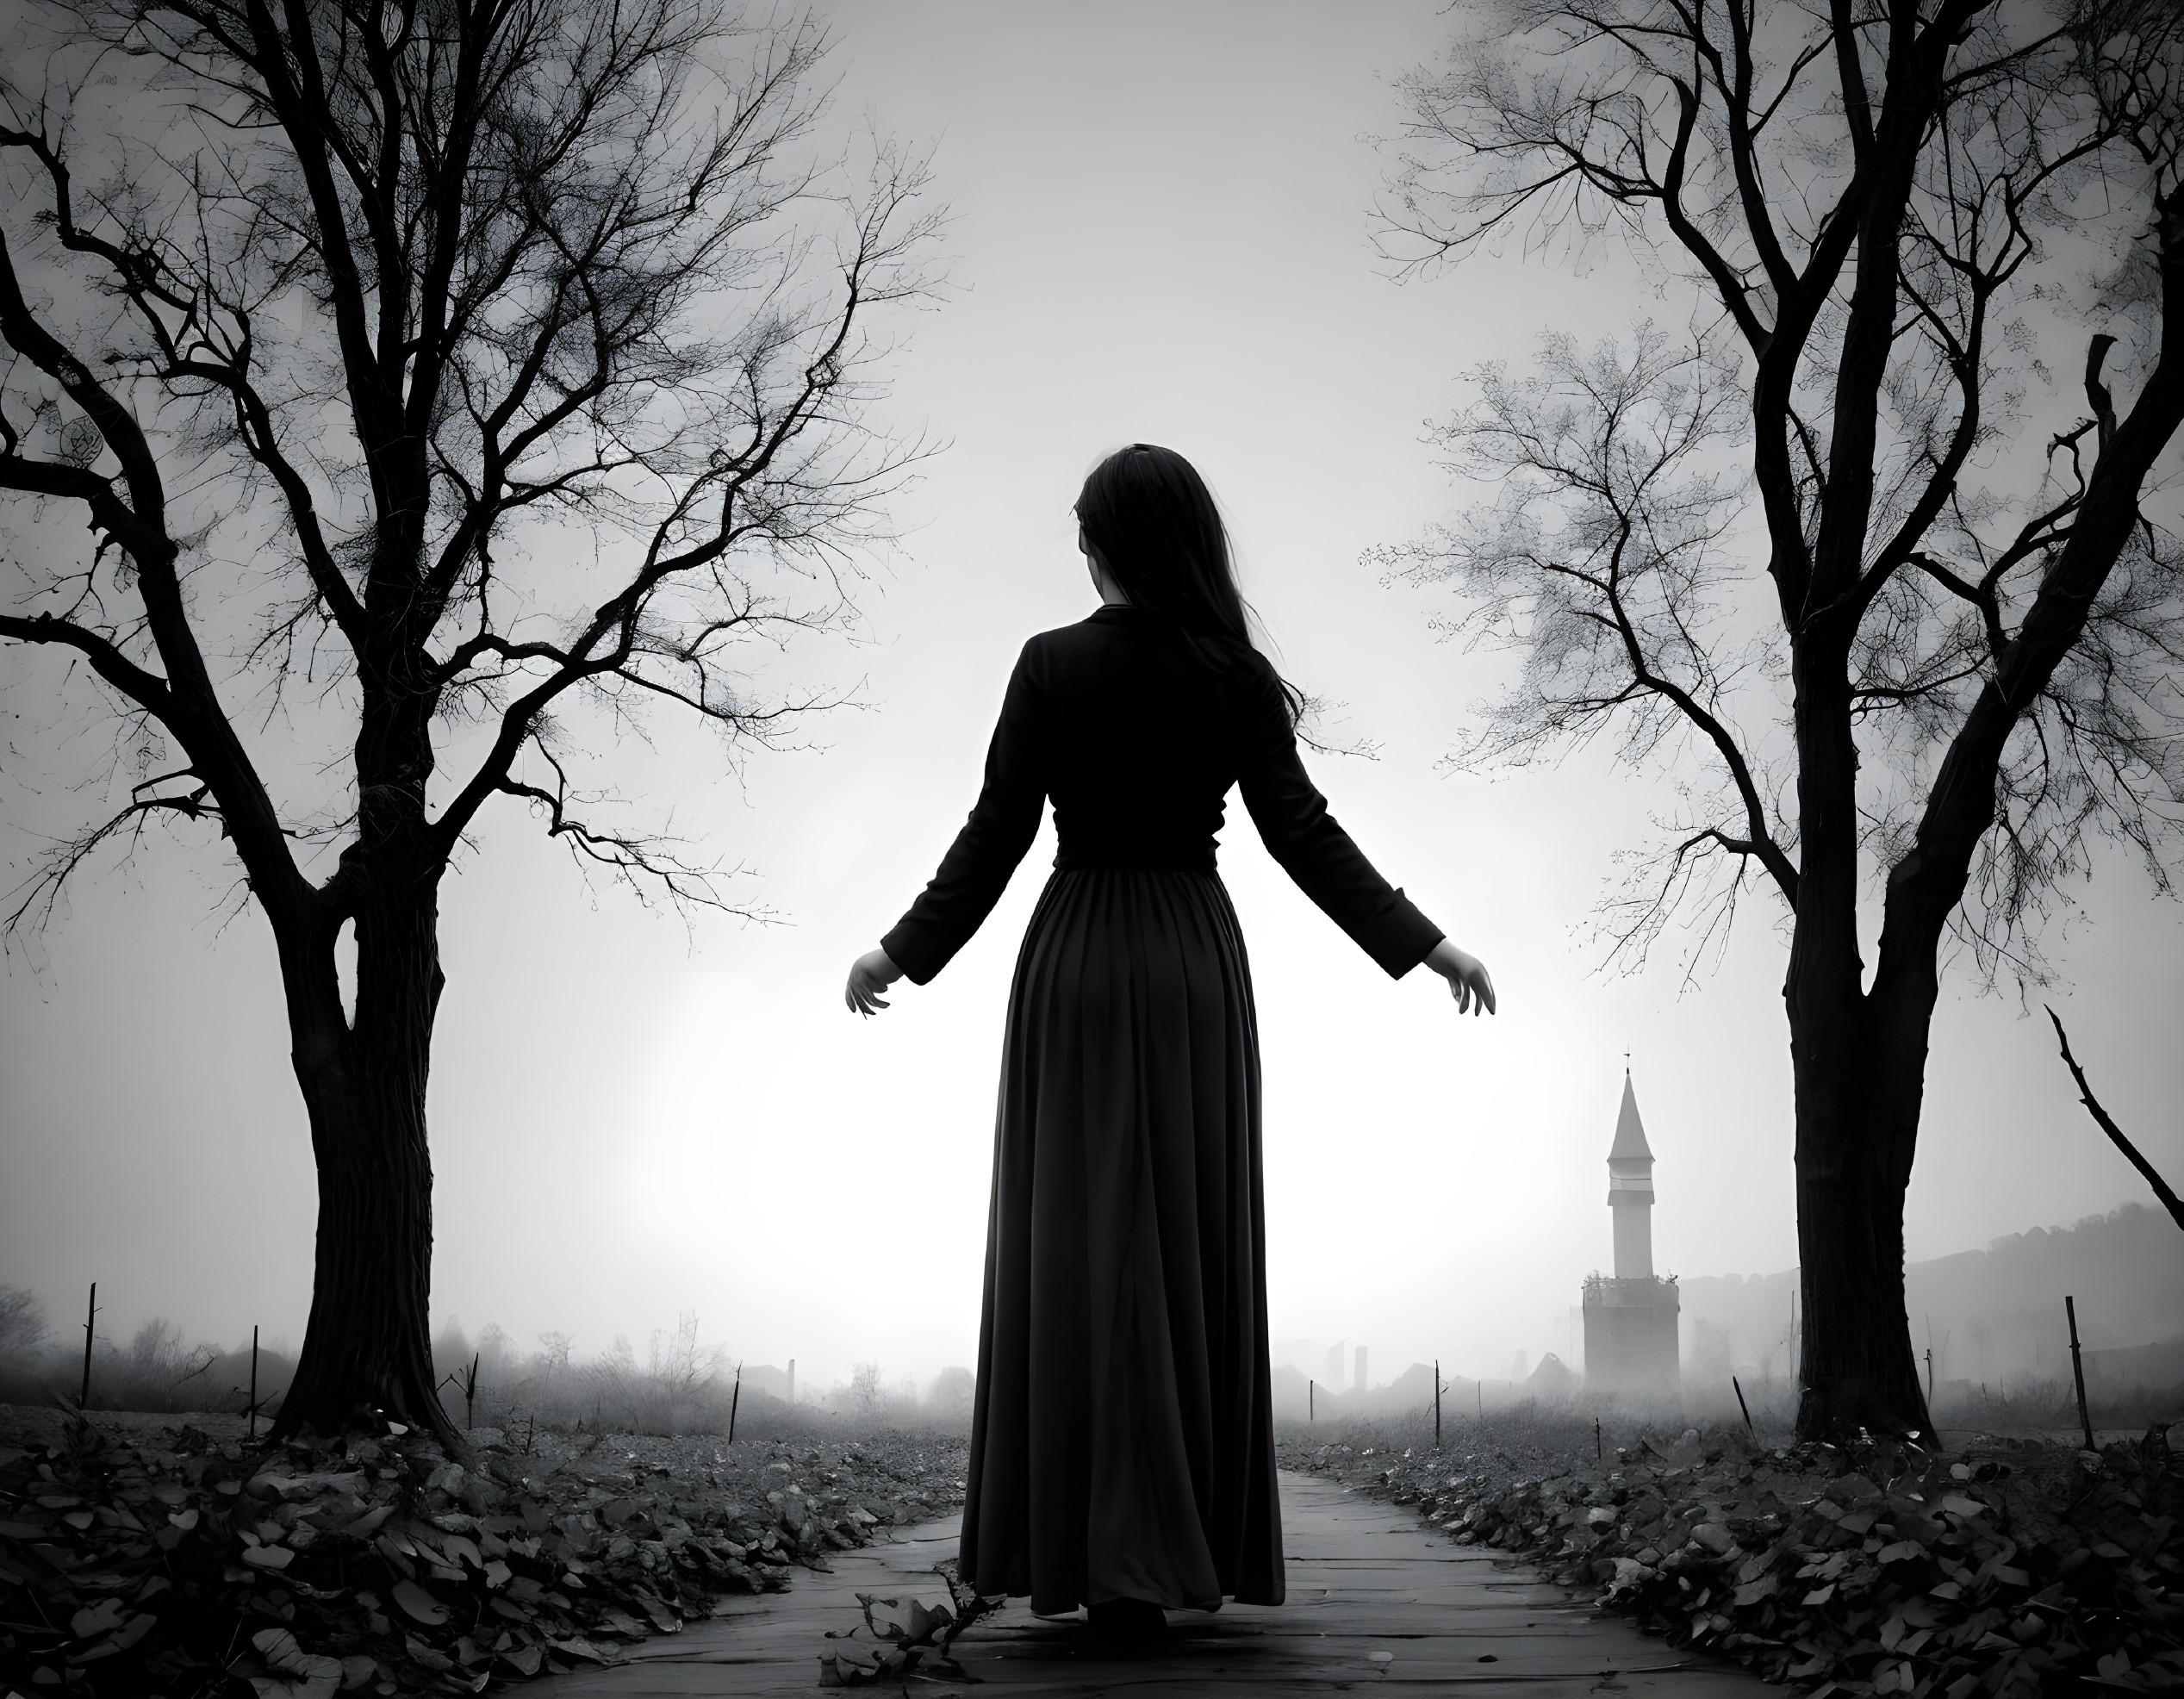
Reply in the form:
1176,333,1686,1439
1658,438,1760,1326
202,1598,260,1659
1425,937,1496,1017
844,947,905,1018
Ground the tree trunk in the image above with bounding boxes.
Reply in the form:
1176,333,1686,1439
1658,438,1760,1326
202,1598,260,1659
269,884,458,1446
1783,606,1935,1443
1789,963,1937,1442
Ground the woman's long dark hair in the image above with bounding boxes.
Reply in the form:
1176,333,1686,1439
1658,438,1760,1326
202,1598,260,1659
1072,443,1304,725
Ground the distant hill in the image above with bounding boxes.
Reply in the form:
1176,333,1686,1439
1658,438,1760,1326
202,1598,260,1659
1679,1203,2184,1392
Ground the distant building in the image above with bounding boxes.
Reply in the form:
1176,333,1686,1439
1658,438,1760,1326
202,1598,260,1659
741,1360,796,1403
1582,1072,1680,1394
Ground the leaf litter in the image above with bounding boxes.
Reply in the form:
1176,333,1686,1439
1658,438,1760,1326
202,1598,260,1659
813,1558,1003,1687
0,1407,967,1696
1285,1421,2184,1697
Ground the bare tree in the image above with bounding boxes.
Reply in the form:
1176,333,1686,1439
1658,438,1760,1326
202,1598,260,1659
646,1310,724,1429
846,1358,887,1421
0,0,938,1442
924,1362,974,1419
0,1285,47,1356
1378,0,2184,1437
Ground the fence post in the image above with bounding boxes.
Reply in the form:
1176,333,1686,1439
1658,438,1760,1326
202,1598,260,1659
78,1283,96,1410
728,1363,743,1444
1434,1360,1441,1451
247,1325,259,1440
2065,1295,2095,1451
1308,1378,1314,1422
1732,1375,1754,1435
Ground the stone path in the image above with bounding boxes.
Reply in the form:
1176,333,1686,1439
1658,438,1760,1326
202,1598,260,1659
524,1471,1778,1696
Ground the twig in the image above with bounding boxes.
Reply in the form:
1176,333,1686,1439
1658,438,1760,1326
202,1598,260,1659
2046,1008,2184,1232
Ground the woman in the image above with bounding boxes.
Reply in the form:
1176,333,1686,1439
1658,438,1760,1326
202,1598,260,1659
843,444,1496,1647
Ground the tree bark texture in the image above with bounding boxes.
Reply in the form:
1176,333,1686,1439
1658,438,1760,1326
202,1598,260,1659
270,886,457,1446
1788,961,1939,1440
1783,625,1935,1439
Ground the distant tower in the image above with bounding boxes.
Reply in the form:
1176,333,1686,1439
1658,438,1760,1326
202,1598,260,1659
1582,1070,1681,1396
1608,1072,1657,1279
1353,1344,1368,1394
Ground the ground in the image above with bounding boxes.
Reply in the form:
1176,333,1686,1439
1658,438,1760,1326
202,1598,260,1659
9,1403,2181,1696
1280,1411,2184,1697
0,1405,968,1696
519,1468,1783,1696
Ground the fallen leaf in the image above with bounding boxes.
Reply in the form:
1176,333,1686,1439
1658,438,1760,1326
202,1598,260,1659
389,1578,449,1626
339,1503,392,1538
251,1627,342,1699
70,1599,127,1639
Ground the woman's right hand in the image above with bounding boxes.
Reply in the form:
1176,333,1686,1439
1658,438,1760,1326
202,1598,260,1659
844,947,905,1018
1425,937,1496,1017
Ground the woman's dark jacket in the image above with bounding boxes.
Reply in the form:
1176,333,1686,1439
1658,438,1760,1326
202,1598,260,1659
882,605,1444,980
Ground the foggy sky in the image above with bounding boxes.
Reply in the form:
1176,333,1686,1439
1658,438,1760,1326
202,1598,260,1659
3,0,2181,1399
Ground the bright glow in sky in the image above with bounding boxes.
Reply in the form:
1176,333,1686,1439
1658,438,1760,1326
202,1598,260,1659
3,0,2181,1398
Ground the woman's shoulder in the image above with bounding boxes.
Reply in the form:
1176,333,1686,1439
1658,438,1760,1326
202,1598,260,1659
1017,607,1140,663
999,619,1098,689
1013,613,1285,711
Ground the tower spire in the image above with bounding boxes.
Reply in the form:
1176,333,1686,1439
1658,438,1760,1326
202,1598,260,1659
1607,1071,1656,1277
1609,1072,1654,1163
1582,1066,1681,1396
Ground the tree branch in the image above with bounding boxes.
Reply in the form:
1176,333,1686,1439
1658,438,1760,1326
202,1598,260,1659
428,230,893,855
2084,331,2119,455
0,190,308,919
2046,1006,2184,1232
1907,551,2010,661
1879,180,2184,975
3,779,221,936
493,743,754,915
0,613,177,720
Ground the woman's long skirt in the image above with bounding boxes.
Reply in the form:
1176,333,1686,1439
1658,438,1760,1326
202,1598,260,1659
957,868,1285,1615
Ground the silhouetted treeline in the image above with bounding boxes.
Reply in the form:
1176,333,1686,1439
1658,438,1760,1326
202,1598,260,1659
0,1290,979,1438
425,1316,974,1437
0,1291,291,1416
